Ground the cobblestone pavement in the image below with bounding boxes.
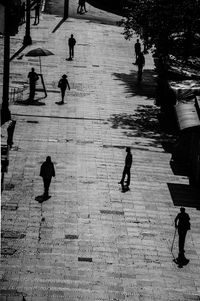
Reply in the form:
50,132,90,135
1,1,200,301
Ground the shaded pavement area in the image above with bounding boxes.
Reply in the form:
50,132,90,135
1,0,200,300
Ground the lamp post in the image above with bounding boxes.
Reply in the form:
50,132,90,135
23,0,32,46
1,1,11,125
64,0,69,19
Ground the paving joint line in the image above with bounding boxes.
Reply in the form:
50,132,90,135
12,113,105,121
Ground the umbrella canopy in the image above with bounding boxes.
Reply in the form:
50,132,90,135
25,48,54,73
25,48,54,57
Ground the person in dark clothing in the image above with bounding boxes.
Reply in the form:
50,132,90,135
77,0,82,14
40,156,55,198
134,39,141,63
68,34,76,60
77,0,87,13
58,74,70,103
119,147,132,189
33,0,40,25
175,207,190,264
20,2,26,24
137,51,145,82
28,68,39,101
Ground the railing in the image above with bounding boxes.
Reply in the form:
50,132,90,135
9,86,24,103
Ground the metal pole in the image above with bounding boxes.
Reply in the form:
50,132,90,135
64,0,69,19
1,2,11,125
23,0,32,46
39,56,42,74
171,228,177,253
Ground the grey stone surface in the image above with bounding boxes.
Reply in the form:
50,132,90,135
1,1,200,301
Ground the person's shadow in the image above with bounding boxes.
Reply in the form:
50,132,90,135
16,98,46,106
173,257,190,268
55,101,65,105
35,195,51,203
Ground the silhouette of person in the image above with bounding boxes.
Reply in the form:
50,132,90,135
119,147,132,189
40,156,55,198
34,0,40,25
20,2,26,24
175,207,191,264
58,74,70,104
68,34,76,60
134,39,141,63
137,51,145,82
78,0,87,13
28,68,39,101
77,0,86,14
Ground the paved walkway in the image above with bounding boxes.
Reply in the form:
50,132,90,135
1,1,200,301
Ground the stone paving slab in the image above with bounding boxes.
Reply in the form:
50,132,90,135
1,2,200,301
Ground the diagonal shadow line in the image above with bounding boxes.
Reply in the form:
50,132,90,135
9,44,27,62
167,183,200,209
52,18,66,33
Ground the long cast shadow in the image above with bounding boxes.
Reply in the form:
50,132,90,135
10,45,27,62
167,183,200,209
52,18,66,33
35,195,51,203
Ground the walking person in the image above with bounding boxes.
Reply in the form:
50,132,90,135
134,39,141,64
118,147,132,191
77,0,87,14
40,156,55,199
137,51,145,82
175,207,191,265
20,2,26,24
33,0,40,25
28,68,39,101
80,0,87,13
58,74,70,104
68,34,76,60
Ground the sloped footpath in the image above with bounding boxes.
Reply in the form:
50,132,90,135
1,2,200,301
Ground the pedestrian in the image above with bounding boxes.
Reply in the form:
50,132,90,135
28,67,39,101
33,0,40,25
137,51,145,82
40,156,55,198
134,39,141,63
58,74,70,104
77,0,82,14
175,207,191,264
118,147,132,190
20,2,26,24
68,34,76,60
81,0,87,13
77,0,87,14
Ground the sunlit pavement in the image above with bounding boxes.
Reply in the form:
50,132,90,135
1,1,200,300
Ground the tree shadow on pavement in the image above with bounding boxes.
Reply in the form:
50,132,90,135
112,69,157,100
167,183,200,210
86,0,123,16
108,105,177,150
